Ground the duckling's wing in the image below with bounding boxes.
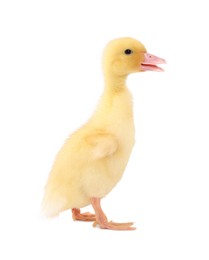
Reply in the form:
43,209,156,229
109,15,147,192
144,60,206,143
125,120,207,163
86,133,118,159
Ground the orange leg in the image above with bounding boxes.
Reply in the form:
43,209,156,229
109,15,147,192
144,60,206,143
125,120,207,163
90,197,136,230
72,208,96,221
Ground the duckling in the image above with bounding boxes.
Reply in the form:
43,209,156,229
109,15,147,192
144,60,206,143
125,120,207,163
42,37,166,230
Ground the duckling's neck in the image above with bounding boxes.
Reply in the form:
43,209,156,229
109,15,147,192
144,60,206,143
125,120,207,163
104,74,127,92
92,74,134,123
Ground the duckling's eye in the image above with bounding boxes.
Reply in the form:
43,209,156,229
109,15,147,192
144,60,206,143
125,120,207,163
124,49,133,55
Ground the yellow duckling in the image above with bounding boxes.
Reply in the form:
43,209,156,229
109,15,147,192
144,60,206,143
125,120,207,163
42,37,166,230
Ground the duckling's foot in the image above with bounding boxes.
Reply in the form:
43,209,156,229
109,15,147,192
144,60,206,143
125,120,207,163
93,220,135,230
91,197,136,231
72,208,96,221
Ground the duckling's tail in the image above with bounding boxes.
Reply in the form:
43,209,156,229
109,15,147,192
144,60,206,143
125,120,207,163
41,185,68,219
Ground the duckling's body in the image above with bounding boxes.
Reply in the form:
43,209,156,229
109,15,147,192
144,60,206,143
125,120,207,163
43,85,134,213
42,37,165,230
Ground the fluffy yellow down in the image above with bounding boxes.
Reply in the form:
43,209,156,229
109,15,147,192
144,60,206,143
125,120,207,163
42,38,147,218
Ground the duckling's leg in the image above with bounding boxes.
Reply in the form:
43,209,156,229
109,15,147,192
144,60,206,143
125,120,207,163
72,208,96,221
91,198,136,230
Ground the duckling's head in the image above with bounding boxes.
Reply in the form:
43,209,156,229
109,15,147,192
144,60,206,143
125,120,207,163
103,37,166,78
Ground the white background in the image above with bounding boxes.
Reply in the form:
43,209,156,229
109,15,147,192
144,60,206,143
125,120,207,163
0,0,209,259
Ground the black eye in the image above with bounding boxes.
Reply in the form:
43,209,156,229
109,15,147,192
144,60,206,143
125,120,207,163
124,49,133,55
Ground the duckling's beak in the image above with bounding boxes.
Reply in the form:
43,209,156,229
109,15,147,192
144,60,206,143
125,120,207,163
141,53,166,72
